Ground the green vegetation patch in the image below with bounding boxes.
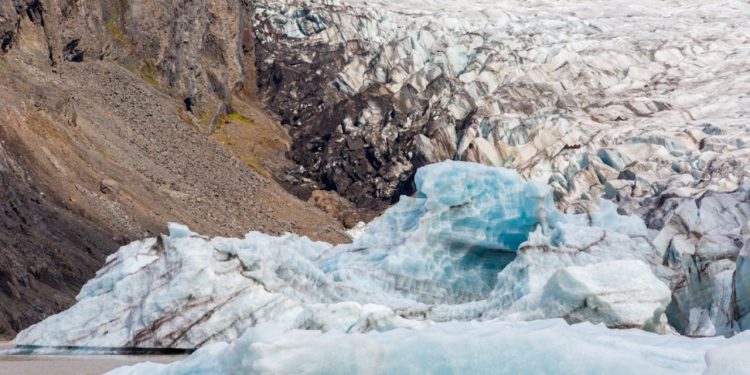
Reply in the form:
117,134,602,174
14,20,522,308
241,155,271,178
225,112,255,125
138,58,160,88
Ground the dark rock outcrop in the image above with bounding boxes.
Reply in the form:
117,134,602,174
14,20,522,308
0,136,117,338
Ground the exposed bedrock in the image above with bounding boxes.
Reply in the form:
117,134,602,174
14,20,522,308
0,138,118,338
0,0,350,338
0,0,256,112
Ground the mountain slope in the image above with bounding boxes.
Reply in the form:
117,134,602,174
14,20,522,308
0,0,346,338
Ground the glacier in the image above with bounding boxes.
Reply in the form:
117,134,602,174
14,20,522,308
250,0,750,339
14,161,669,350
657,185,750,337
109,320,750,375
254,0,750,216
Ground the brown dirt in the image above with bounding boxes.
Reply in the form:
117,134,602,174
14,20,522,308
0,47,348,338
210,95,295,180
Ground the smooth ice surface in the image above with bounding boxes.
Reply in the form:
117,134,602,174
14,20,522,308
108,319,750,375
13,161,669,349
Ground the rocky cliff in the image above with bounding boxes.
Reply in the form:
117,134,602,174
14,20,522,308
2,0,256,111
0,0,346,338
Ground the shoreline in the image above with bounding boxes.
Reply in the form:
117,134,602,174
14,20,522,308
0,342,185,375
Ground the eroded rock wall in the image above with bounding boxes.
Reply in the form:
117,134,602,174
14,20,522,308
1,0,256,112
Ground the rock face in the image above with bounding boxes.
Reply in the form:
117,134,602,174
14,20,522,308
307,190,362,228
117,0,256,106
0,139,118,338
0,0,256,112
253,0,750,214
0,0,347,338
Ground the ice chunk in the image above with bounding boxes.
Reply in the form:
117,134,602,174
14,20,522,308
13,161,667,348
481,202,663,330
654,186,750,337
735,239,750,330
108,319,750,375
77,238,159,300
539,260,670,330
323,161,554,304
166,223,193,239
12,231,343,349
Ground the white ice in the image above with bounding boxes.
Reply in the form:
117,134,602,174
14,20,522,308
108,319,750,375
13,161,668,349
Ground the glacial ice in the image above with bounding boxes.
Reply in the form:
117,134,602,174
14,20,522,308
255,0,750,213
13,161,668,349
482,204,666,330
254,0,750,337
735,238,750,330
323,161,555,305
530,260,670,329
655,184,750,336
108,319,750,375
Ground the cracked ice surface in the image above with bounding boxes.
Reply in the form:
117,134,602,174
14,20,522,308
13,162,669,349
255,0,750,210
254,0,750,337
